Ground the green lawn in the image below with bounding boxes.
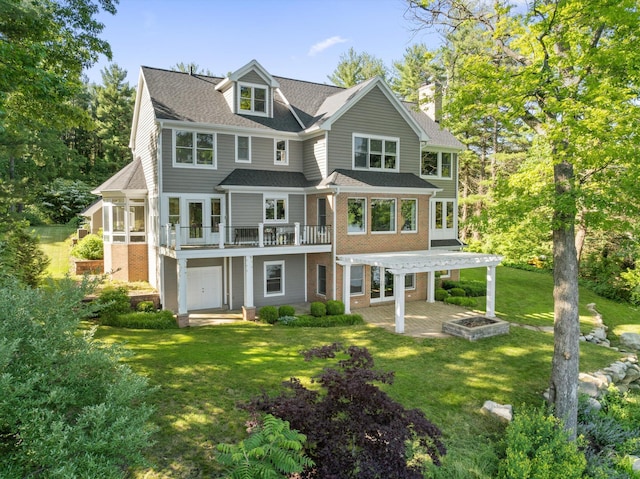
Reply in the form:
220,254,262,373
33,224,76,277
92,266,633,478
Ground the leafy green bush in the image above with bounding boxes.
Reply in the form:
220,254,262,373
282,314,364,327
435,288,450,301
136,300,156,312
0,225,50,288
445,296,477,307
0,278,155,477
278,304,295,317
71,233,104,260
326,299,345,315
217,414,314,478
310,301,326,317
259,305,279,324
97,286,131,320
442,280,487,297
449,287,466,297
101,310,177,329
498,406,586,479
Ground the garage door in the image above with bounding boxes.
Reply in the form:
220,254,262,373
187,266,222,311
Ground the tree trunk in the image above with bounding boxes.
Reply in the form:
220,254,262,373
548,160,580,440
575,210,587,265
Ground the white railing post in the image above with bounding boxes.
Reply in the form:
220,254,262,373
164,224,170,247
258,223,264,247
294,222,301,245
174,223,181,251
218,224,225,249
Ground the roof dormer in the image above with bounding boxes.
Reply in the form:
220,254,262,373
215,59,280,118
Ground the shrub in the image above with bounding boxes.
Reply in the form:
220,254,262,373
278,304,296,317
435,288,450,301
101,310,177,329
283,314,364,327
497,405,586,479
136,300,156,312
449,287,467,297
310,301,326,317
259,305,279,324
445,296,478,307
0,225,50,288
276,315,298,325
97,286,131,320
326,299,345,315
71,233,104,260
442,280,487,297
217,414,314,478
246,343,446,477
0,278,154,477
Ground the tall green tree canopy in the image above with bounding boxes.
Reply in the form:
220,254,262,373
408,0,640,438
328,47,388,87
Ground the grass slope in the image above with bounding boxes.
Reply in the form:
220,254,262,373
94,265,631,478
33,225,76,277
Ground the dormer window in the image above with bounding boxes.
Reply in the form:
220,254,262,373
239,83,267,115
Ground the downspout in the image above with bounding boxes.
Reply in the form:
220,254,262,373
332,186,339,300
158,120,165,304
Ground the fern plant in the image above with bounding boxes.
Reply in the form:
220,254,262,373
216,414,314,478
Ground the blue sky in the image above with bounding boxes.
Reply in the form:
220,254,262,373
84,0,443,87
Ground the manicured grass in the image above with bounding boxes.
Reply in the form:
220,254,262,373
32,225,76,277
94,283,624,478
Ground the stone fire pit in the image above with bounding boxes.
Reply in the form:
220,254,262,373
442,316,509,341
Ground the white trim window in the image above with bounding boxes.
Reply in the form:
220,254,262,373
400,198,417,233
353,134,399,171
174,130,215,168
347,198,366,234
265,260,285,297
371,198,396,233
405,273,416,290
420,145,455,179
236,135,251,163
102,197,146,244
239,83,267,115
264,195,287,223
350,265,364,295
275,139,288,165
317,264,327,296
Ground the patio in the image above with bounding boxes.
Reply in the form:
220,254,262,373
188,300,481,338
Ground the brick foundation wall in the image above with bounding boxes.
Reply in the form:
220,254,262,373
109,243,148,282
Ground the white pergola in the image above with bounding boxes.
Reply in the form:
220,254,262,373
337,250,503,334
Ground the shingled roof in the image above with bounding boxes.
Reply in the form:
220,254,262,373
218,169,314,189
319,169,440,190
139,66,463,149
92,158,147,194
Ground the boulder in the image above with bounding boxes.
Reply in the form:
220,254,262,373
620,333,640,351
481,400,513,422
593,327,608,341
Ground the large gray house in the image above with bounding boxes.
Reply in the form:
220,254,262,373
91,59,501,331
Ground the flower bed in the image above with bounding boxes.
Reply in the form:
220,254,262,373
442,316,509,341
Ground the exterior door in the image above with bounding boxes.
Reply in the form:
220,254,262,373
188,200,205,243
187,266,222,310
370,266,394,302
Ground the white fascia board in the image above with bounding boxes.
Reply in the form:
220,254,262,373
330,186,442,196
129,69,146,148
226,59,280,88
216,185,307,193
158,119,299,139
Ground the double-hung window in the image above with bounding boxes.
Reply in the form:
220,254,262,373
174,130,215,167
350,265,364,295
371,198,396,233
236,136,251,163
347,198,366,234
239,84,267,114
420,145,455,179
264,196,287,222
265,261,284,296
400,199,417,233
275,139,288,164
353,134,398,171
317,265,327,296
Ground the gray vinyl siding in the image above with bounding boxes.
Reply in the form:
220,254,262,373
238,71,267,85
230,193,305,226
422,176,457,198
231,256,244,308
253,254,306,307
162,256,178,312
327,86,421,174
133,82,158,194
303,134,326,180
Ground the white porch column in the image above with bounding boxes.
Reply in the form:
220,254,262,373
177,258,188,315
218,224,225,249
427,270,435,303
342,263,351,314
242,255,256,321
258,223,264,247
486,265,497,318
394,272,406,334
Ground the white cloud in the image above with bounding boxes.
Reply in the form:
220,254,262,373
308,36,348,56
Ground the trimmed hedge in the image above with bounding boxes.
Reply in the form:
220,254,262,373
97,286,131,320
325,300,345,316
449,287,466,297
278,305,296,317
445,296,478,307
101,310,178,329
259,306,279,324
137,300,156,312
279,314,364,327
442,280,486,297
435,288,450,301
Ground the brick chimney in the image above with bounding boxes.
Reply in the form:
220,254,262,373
418,82,442,123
